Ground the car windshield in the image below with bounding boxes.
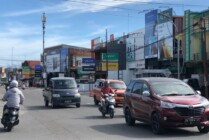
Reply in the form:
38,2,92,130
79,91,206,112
152,82,195,96
109,82,126,89
54,79,77,89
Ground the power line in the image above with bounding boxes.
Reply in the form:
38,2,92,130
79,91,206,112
0,58,25,62
65,0,140,12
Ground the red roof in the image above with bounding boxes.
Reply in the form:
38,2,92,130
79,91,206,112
26,61,41,69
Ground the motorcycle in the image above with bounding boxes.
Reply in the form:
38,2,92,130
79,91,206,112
98,93,116,118
22,84,26,90
1,107,20,132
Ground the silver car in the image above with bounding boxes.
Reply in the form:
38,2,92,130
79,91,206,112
43,77,81,108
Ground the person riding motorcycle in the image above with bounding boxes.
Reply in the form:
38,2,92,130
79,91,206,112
1,80,25,121
100,81,114,110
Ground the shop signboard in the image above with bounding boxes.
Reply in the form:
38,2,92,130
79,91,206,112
22,66,30,75
82,66,95,71
102,53,118,61
82,58,95,64
35,65,42,77
102,62,118,71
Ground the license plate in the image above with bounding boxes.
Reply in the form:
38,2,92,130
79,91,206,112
65,100,72,103
184,117,200,124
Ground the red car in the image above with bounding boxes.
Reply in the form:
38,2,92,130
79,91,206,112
93,79,126,106
123,77,209,134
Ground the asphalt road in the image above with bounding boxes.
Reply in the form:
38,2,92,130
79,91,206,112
0,87,209,140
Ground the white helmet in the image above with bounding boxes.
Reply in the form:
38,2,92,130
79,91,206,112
10,80,18,88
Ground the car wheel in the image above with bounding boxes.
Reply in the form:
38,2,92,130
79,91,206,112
94,96,99,105
102,112,106,117
197,125,209,133
51,101,57,109
45,99,49,107
151,113,164,134
76,103,80,108
125,108,135,126
109,109,114,119
6,123,13,132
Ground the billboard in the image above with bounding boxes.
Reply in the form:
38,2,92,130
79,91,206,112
144,10,158,59
126,29,145,61
157,8,173,59
60,48,68,72
91,37,101,51
46,49,60,73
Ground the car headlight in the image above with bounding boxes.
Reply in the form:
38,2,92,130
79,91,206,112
74,93,81,98
52,94,60,98
160,101,176,109
201,99,209,108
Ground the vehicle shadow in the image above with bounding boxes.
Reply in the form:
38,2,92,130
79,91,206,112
25,105,50,111
25,105,78,111
84,114,124,120
91,123,203,138
81,104,97,108
0,127,7,133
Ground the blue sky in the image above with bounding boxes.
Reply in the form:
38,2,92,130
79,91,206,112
0,0,208,67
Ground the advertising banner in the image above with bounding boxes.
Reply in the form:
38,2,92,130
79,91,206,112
46,54,60,72
126,36,135,61
144,10,158,59
110,34,114,44
157,8,173,59
91,37,101,51
60,48,68,72
126,30,144,62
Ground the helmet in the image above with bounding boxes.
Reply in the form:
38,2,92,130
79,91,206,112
10,80,18,88
104,81,110,86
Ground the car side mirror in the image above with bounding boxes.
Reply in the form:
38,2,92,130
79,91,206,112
77,85,80,88
142,91,150,97
196,90,201,95
114,89,117,93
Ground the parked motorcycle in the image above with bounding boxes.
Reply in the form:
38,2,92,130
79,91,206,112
98,93,116,118
1,107,20,132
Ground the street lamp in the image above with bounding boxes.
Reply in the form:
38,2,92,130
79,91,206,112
42,12,46,87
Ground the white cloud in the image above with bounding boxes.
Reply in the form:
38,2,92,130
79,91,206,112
89,25,113,36
2,0,153,17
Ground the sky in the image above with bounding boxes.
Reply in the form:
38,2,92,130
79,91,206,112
0,0,208,68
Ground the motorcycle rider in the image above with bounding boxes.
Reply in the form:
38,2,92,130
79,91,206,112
100,81,114,110
1,80,25,122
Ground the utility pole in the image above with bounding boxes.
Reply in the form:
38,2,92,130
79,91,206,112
106,29,108,79
200,17,208,98
42,12,46,88
177,39,180,79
